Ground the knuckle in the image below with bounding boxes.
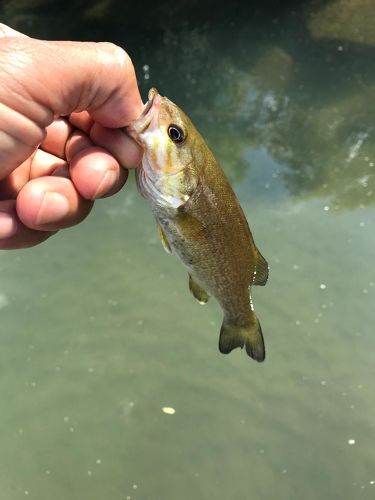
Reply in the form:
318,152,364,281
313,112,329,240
97,42,134,76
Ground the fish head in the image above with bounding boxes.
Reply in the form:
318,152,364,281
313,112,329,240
126,88,205,204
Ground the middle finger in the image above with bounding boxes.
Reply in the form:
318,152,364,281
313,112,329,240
41,117,74,158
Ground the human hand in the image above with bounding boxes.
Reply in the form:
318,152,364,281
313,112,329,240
0,23,143,249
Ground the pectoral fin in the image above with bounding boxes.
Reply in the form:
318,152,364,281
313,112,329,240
253,250,269,286
157,223,172,254
189,274,209,304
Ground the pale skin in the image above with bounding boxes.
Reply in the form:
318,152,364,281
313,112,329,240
0,23,143,249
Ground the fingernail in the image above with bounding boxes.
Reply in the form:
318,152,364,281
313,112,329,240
92,170,118,199
36,192,70,225
0,211,18,239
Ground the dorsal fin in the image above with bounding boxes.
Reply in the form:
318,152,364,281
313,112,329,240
253,250,269,286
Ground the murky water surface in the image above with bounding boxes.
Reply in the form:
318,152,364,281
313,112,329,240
1,1,375,498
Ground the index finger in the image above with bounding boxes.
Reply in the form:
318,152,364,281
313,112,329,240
0,23,28,38
0,36,144,179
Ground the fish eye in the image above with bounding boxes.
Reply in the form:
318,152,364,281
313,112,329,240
168,124,185,143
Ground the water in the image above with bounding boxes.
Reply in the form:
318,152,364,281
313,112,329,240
1,1,375,498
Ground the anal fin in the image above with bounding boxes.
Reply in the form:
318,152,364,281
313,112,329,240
189,274,209,304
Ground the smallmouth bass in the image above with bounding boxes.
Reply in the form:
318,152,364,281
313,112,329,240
127,88,269,362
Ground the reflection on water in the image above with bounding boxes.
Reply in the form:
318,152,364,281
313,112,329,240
308,0,375,47
1,1,375,499
2,0,374,207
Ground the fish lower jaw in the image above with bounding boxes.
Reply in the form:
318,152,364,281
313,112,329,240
136,166,187,210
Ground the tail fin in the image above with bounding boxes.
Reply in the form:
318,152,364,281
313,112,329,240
219,315,265,362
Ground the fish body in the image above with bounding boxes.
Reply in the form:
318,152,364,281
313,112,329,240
127,89,269,362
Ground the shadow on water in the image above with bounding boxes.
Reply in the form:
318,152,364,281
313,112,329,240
2,0,375,208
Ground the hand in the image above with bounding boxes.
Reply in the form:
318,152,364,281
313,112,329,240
0,23,143,249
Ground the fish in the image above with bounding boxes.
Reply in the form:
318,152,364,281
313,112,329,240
126,88,269,362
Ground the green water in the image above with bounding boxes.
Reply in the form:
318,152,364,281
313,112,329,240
1,1,375,499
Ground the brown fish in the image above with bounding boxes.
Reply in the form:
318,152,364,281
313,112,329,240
126,88,269,362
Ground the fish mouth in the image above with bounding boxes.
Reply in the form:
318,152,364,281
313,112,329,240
125,88,161,143
140,88,158,117
141,97,153,117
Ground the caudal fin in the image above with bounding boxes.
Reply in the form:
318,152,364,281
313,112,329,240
219,315,265,362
